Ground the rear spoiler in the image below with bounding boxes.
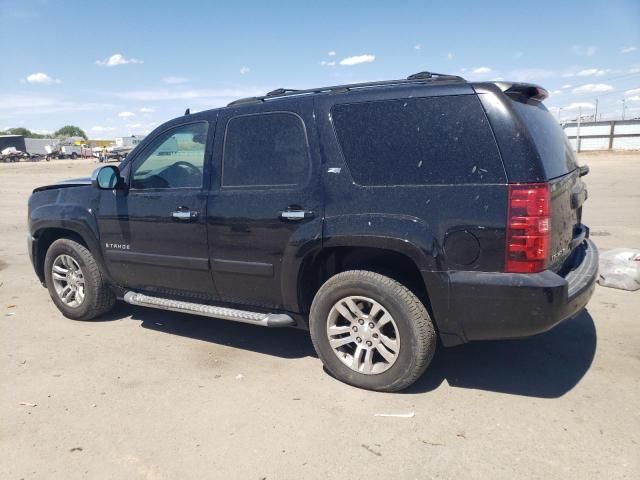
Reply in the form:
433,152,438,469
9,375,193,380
493,82,549,102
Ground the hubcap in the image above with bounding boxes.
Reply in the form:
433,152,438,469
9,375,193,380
51,254,85,308
326,296,400,374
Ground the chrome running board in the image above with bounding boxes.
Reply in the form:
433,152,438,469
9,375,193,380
123,292,295,328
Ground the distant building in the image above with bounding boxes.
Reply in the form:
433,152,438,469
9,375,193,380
88,139,113,148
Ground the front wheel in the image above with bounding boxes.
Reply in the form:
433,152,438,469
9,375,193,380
44,238,115,320
310,270,436,392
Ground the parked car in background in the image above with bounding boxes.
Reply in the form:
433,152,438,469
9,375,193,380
1,147,29,162
59,143,92,159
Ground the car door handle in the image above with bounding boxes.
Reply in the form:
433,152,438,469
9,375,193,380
172,208,198,221
280,209,313,221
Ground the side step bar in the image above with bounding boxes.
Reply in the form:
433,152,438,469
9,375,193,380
123,292,295,328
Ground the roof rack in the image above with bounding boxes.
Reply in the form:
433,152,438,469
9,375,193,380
227,71,466,106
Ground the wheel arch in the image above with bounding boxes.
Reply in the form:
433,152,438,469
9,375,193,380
294,242,435,328
31,221,108,285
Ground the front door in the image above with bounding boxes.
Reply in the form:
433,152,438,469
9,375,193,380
96,120,216,297
206,99,322,310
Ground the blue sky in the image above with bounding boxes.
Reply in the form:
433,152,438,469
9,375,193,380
1,0,639,138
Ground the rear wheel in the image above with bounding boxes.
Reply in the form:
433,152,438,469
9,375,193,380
44,238,115,320
310,270,436,392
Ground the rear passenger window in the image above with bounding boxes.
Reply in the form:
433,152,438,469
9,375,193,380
332,96,504,186
222,112,310,187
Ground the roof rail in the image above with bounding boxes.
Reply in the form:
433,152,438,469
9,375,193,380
227,71,466,106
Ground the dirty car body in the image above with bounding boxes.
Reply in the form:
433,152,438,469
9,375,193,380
27,72,598,391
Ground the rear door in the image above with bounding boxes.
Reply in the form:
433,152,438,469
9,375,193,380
509,99,587,269
206,98,322,310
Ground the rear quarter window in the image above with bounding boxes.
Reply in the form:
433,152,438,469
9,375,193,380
510,100,577,179
331,95,505,186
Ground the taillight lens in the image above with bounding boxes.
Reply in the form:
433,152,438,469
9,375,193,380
505,183,550,273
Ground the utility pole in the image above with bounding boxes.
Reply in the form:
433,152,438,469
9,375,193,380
621,99,626,120
594,99,598,122
576,106,582,153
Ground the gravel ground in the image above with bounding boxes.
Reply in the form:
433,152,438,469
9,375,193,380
1,153,639,479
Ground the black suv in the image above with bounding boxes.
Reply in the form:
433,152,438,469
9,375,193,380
27,72,598,392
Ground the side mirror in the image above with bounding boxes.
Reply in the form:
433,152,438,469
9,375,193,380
92,165,123,190
579,165,590,177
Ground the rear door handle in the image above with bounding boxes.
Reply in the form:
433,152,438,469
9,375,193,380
280,209,313,221
172,207,198,221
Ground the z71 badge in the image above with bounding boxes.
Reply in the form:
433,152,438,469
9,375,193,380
105,242,130,250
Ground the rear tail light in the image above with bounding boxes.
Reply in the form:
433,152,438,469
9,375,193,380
505,183,550,273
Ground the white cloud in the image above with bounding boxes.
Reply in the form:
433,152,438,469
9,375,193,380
96,53,143,67
571,45,597,56
414,44,422,50
126,123,142,129
91,126,116,132
626,96,640,102
551,90,562,95
24,72,61,85
112,87,264,105
561,84,573,89
564,102,595,111
162,76,189,85
625,88,640,96
576,68,609,77
320,60,336,67
339,54,375,66
572,83,614,94
447,52,454,60
139,107,155,113
118,111,136,118
239,66,250,75
472,66,492,74
0,93,114,117
621,46,637,54
328,50,336,56
507,68,555,81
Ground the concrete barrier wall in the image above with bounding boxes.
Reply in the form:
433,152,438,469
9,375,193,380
563,120,640,151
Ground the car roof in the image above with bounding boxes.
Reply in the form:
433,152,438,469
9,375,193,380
226,71,466,107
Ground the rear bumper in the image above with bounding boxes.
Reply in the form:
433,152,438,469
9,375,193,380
444,239,598,343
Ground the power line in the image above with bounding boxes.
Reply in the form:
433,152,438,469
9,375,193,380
567,71,640,91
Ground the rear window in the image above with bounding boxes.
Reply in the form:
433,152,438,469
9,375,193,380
510,100,577,179
331,95,504,186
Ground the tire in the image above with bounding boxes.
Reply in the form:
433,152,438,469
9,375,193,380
44,238,115,320
310,270,436,392
71,153,78,160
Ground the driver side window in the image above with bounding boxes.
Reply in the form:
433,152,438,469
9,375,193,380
131,122,209,189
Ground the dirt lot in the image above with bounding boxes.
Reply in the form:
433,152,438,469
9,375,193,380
1,153,639,479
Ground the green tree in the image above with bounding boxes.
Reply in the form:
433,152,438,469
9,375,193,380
0,127,52,138
54,125,88,140
6,127,35,137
